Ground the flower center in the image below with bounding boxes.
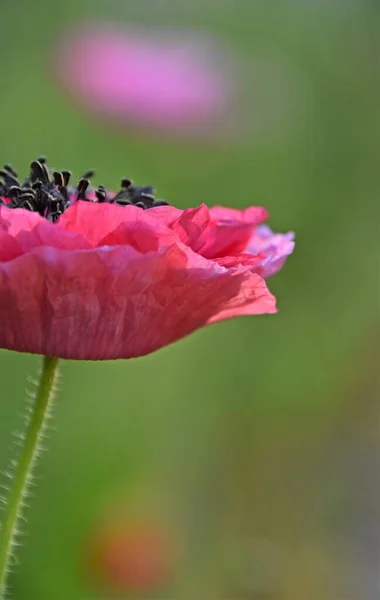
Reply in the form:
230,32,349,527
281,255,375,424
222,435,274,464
0,158,168,222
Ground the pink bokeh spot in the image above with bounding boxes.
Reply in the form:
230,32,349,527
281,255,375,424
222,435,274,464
58,25,233,131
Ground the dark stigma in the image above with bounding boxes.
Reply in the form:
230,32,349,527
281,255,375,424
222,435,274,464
0,158,169,222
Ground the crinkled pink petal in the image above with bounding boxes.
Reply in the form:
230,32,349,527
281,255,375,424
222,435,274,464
197,219,256,259
167,204,270,259
150,204,261,259
209,205,269,225
150,204,210,249
0,229,22,262
215,253,265,269
58,201,175,251
0,206,90,257
208,271,276,324
148,205,183,226
0,242,276,359
246,225,295,277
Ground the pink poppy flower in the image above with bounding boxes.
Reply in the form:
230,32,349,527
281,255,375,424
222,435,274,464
0,159,291,361
57,25,235,136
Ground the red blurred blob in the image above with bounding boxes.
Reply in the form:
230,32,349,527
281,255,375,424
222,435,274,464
87,518,176,595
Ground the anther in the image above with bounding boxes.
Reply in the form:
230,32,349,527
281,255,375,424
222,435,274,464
8,186,22,197
62,170,71,186
20,199,34,211
139,185,155,195
77,178,89,192
81,169,95,180
20,191,36,200
53,171,64,187
4,164,18,178
30,161,49,184
139,192,155,204
95,186,107,202
0,170,19,187
77,178,90,200
115,198,133,206
121,178,132,188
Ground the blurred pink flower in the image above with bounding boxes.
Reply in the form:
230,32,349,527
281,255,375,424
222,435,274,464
57,25,235,136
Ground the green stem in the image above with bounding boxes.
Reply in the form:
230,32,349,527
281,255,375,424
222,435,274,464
0,356,59,598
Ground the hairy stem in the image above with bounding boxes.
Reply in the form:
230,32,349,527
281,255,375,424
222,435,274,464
0,356,59,598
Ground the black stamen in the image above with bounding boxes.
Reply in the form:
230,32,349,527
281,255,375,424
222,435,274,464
0,170,20,187
53,171,64,187
30,161,49,184
62,170,71,186
77,178,90,200
81,169,95,180
139,192,155,203
8,186,22,197
20,199,34,211
20,192,35,202
95,186,107,202
0,158,171,218
4,164,18,178
115,198,133,206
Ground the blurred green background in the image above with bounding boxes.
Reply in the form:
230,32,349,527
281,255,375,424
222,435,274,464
0,1,379,598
